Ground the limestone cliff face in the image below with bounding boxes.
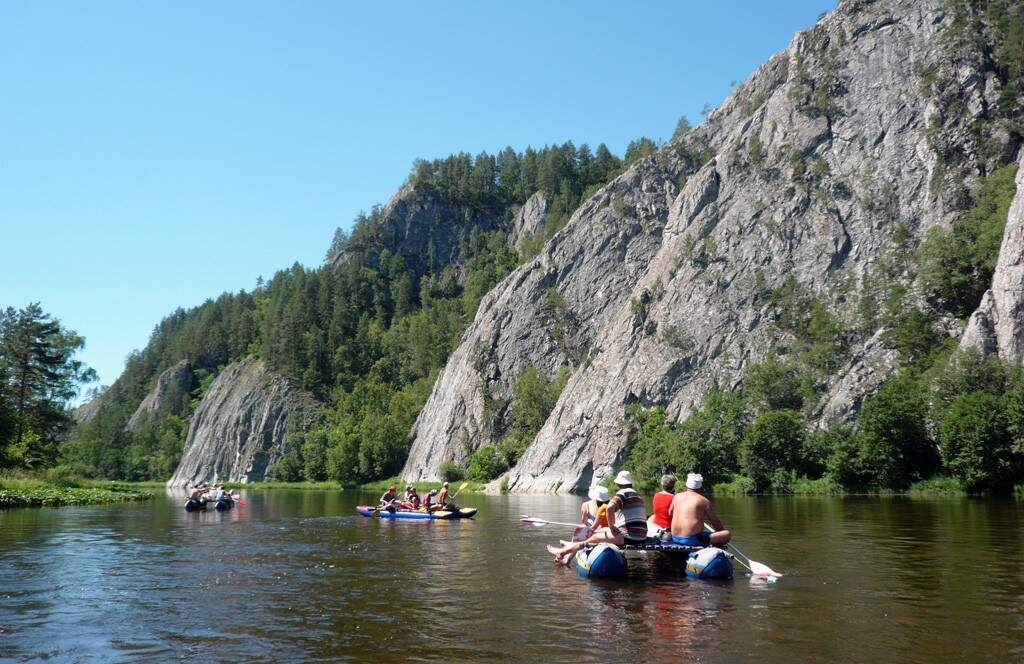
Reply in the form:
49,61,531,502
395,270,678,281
167,357,321,486
331,182,506,279
402,0,1019,491
962,156,1024,360
509,192,549,249
126,359,195,431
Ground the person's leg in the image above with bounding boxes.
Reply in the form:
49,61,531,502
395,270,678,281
552,529,623,564
710,529,731,545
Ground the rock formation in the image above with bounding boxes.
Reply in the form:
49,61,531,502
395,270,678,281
125,359,195,431
509,192,549,249
402,0,1020,491
961,157,1024,361
330,182,506,279
167,357,321,486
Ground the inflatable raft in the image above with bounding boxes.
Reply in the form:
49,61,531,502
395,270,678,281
184,498,207,512
569,541,733,581
356,506,477,520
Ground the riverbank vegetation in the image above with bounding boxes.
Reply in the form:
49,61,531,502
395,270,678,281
0,470,151,508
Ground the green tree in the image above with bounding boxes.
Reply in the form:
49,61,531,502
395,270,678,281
466,445,508,481
940,392,1020,492
741,410,806,492
0,303,96,467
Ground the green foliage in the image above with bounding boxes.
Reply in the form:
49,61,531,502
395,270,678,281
498,365,569,467
0,303,96,469
940,392,1021,493
624,387,747,488
748,135,764,164
437,461,465,483
848,372,936,489
917,164,1018,317
740,410,807,492
743,358,806,412
267,451,304,483
466,445,508,481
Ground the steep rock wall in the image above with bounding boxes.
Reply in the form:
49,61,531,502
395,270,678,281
167,357,321,486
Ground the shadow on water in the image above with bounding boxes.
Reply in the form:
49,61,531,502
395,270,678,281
1,490,1022,662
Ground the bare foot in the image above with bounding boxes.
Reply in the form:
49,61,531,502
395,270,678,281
546,544,564,561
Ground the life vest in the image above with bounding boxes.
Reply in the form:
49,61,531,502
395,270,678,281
584,501,610,529
614,487,648,540
423,495,433,510
651,491,673,529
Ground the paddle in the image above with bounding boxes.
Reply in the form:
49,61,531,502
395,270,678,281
520,515,583,528
703,521,782,579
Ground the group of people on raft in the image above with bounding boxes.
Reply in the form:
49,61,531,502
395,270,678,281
377,481,458,512
186,482,239,509
547,470,730,565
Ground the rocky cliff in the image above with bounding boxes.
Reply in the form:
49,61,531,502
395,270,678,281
167,357,321,486
401,0,1021,490
331,182,508,278
125,359,195,431
962,156,1024,360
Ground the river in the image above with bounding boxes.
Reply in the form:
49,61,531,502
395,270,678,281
1,490,1022,662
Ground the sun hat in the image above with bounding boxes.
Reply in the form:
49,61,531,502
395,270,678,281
613,470,633,486
588,485,611,502
443,481,449,487
686,473,704,490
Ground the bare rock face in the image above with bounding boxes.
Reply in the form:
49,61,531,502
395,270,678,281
73,396,104,425
403,0,1017,492
167,357,321,486
330,183,505,279
401,154,688,480
509,192,549,248
961,156,1024,361
126,360,195,431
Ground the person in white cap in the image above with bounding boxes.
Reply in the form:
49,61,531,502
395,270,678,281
547,470,648,565
669,472,731,546
573,485,611,541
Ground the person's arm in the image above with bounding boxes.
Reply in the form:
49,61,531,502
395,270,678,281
580,502,589,525
605,497,621,535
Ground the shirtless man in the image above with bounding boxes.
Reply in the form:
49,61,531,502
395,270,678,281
669,473,731,547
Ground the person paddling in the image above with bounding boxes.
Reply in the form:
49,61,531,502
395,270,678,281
547,471,648,565
437,481,451,508
669,473,730,546
379,485,399,511
422,489,438,512
648,473,676,535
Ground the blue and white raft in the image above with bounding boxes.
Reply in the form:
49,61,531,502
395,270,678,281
571,541,733,581
572,543,628,580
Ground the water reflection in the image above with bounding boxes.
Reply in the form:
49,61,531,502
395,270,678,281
1,492,1023,662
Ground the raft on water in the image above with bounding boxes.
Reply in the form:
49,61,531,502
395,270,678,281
356,506,477,520
572,541,733,581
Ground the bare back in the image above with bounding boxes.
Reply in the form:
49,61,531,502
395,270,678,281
669,490,712,536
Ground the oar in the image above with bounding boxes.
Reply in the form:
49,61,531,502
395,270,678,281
520,515,582,528
703,521,782,578
449,481,469,501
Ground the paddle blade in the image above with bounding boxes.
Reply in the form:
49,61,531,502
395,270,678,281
749,560,782,578
520,516,547,525
458,482,469,491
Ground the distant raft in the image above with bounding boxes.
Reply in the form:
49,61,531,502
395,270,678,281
356,506,477,520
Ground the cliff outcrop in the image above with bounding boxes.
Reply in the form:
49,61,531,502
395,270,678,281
167,357,321,486
402,0,1021,491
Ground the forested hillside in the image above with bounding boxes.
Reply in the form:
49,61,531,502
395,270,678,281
66,141,645,482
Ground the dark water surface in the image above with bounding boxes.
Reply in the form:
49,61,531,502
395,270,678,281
2,491,1022,663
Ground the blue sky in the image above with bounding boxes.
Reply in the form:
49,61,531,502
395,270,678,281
1,1,835,391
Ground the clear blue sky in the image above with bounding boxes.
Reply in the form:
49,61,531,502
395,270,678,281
1,1,835,392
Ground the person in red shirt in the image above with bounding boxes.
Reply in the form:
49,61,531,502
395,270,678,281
648,473,676,534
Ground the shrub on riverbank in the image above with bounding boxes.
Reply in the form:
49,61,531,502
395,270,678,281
0,472,151,508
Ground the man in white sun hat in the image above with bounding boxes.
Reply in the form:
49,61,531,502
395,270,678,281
669,472,731,547
547,470,649,565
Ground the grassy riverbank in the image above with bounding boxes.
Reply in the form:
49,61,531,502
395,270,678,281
709,474,1020,497
0,471,153,508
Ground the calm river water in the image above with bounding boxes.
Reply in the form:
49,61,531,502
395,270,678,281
1,490,1022,663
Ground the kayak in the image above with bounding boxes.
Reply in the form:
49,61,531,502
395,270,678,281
356,506,477,520
572,543,628,580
